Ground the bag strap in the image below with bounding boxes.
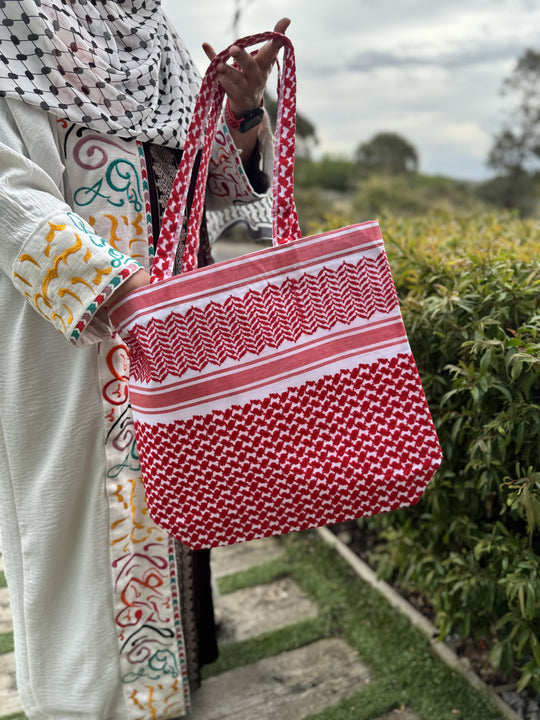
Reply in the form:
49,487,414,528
151,31,300,284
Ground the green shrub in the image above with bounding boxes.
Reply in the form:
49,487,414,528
352,174,490,220
318,211,540,690
294,156,357,192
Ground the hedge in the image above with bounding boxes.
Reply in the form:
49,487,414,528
320,211,540,690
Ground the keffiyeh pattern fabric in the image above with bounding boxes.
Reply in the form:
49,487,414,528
0,0,201,147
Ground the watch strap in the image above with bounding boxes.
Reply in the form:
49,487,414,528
225,97,265,133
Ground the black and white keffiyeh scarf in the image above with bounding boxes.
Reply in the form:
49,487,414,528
0,0,202,148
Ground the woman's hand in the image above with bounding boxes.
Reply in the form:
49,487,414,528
105,268,150,323
202,17,290,118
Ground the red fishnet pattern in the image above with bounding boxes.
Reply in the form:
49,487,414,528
127,253,399,383
134,353,442,549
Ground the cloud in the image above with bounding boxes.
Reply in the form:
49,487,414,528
163,0,540,180
347,41,524,73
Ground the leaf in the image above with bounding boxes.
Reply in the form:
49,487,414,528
501,640,515,673
517,672,533,693
489,641,503,668
531,635,540,666
511,359,524,381
516,422,525,453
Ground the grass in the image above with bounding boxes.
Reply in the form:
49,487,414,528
207,531,507,720
0,632,14,655
0,567,19,719
216,556,289,595
284,533,505,720
1,572,14,655
202,616,331,679
0,532,508,720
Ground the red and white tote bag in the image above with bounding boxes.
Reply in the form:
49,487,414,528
110,32,442,550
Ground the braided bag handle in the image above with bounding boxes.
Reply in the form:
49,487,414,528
151,31,299,283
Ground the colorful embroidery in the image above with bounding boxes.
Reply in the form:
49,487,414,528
12,216,134,340
59,122,190,718
70,263,139,343
74,159,144,211
100,341,190,719
207,123,258,204
137,142,155,264
25,118,265,719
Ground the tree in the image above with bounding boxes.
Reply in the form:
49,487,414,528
355,132,418,175
486,49,540,212
488,49,540,175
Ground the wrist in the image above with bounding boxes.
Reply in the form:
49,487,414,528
106,268,150,309
225,97,265,133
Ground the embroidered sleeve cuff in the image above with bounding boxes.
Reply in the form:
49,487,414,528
11,210,141,345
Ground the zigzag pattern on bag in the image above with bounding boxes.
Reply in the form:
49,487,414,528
134,352,442,549
127,253,399,383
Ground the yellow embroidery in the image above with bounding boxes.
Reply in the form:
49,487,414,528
130,212,144,239
113,484,128,510
164,679,180,703
44,222,66,257
129,689,143,710
147,686,157,720
12,273,32,287
13,219,129,334
90,212,146,262
63,305,73,324
58,287,84,305
50,312,66,331
91,265,113,285
70,276,93,292
18,254,41,269
15,223,90,326
110,533,130,547
105,213,122,251
127,476,164,546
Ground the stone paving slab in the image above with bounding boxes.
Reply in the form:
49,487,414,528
377,711,420,720
216,577,319,645
0,652,22,716
191,637,371,720
211,537,284,579
0,587,13,635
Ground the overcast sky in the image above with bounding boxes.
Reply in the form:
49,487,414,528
162,0,540,181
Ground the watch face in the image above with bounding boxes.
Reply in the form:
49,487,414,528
239,107,265,133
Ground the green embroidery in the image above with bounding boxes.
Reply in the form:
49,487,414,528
74,159,144,212
122,649,180,683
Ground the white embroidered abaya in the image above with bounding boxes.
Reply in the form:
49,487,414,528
0,2,273,718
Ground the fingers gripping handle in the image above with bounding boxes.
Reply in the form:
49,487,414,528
151,31,300,283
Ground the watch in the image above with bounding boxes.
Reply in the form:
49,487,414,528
225,99,265,134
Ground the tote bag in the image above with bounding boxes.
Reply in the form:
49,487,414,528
110,32,442,550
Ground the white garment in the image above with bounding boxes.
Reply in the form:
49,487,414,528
0,97,271,719
0,100,130,718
